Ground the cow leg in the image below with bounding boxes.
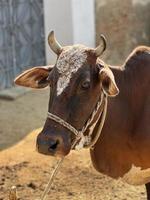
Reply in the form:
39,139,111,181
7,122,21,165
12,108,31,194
146,183,150,200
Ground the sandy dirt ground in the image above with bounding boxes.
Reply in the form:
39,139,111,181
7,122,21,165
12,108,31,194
0,89,147,200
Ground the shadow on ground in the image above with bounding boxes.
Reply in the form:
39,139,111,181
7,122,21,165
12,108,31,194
0,88,49,150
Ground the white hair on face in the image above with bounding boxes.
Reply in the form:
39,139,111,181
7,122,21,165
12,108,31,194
56,45,88,96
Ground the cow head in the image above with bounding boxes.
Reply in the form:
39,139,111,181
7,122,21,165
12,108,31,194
15,31,119,157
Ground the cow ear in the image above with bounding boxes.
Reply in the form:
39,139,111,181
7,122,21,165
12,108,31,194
14,65,53,89
99,68,119,97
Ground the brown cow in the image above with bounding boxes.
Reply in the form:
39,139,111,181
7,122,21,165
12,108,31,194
15,31,150,199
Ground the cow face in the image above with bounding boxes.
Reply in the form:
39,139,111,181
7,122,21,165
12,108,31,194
15,31,119,157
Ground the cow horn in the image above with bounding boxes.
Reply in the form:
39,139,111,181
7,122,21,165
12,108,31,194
48,31,63,55
94,34,107,57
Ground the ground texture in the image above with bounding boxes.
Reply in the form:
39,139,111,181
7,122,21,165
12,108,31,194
0,89,147,200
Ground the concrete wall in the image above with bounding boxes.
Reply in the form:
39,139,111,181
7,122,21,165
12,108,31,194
43,0,73,63
43,0,95,64
96,0,150,65
71,0,95,46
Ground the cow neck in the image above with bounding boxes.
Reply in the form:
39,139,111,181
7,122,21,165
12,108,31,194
47,92,108,150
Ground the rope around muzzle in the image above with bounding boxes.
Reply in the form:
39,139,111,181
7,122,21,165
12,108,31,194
47,92,107,149
40,92,108,200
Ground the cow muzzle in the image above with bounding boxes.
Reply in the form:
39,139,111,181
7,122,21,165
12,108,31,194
36,131,71,156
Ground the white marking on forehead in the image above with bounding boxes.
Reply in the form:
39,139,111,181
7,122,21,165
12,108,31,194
121,164,150,185
56,45,88,96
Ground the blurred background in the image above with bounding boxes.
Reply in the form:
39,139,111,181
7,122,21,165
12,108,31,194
0,1,150,199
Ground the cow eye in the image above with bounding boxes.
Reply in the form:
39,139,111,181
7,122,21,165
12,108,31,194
81,81,90,89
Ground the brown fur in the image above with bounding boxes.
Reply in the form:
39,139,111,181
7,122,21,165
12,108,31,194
90,46,150,179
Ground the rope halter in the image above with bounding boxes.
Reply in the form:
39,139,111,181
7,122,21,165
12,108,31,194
47,92,108,150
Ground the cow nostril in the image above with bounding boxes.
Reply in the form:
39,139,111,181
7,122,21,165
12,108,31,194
49,139,59,151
